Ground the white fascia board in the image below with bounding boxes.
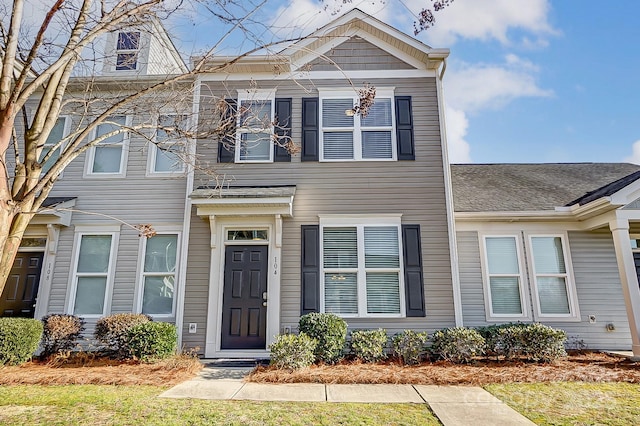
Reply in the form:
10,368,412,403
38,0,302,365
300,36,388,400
196,69,435,82
455,210,575,222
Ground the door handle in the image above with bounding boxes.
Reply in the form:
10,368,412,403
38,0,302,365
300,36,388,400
262,292,268,301
262,301,267,307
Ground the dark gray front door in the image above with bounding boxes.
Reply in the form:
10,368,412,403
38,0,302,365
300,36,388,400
634,253,640,290
0,252,44,317
221,245,268,350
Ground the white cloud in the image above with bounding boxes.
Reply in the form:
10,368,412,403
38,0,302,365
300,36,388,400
445,56,553,113
410,0,557,46
624,140,640,165
445,106,472,163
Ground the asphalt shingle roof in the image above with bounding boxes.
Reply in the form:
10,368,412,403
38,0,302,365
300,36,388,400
451,163,640,212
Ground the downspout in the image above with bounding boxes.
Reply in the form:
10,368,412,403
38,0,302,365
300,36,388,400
175,77,201,350
435,58,464,326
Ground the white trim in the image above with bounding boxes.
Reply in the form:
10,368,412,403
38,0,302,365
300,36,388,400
65,227,120,318
526,233,581,322
479,234,532,322
147,114,188,176
318,217,405,318
234,89,276,164
84,115,131,178
196,69,436,82
32,225,59,319
318,88,396,162
204,216,281,358
436,69,463,326
133,228,182,320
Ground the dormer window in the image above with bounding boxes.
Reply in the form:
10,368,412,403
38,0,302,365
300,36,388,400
115,32,140,70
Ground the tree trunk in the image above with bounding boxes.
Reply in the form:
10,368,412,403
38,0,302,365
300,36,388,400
0,209,23,297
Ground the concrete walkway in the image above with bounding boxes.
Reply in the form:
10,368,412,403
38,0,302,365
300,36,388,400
160,365,535,426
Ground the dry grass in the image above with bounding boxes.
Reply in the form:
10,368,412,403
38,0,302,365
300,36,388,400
0,352,202,386
247,352,640,386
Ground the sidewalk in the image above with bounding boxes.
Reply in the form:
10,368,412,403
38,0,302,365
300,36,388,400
160,365,535,426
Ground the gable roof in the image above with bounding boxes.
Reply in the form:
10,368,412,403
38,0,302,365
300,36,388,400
451,163,640,212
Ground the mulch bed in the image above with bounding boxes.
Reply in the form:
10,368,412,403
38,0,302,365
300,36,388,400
247,352,640,386
0,353,202,386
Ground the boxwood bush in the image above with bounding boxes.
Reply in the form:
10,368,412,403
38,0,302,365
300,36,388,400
392,330,428,365
350,329,388,363
298,313,347,364
0,318,43,366
269,333,317,370
94,313,151,358
125,322,177,362
477,322,567,362
41,314,85,357
430,327,485,363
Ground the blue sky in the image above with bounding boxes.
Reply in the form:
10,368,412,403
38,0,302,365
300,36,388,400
160,0,639,164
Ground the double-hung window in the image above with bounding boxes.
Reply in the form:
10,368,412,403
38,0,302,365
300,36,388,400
321,218,404,317
481,233,579,321
150,114,187,174
138,233,179,316
319,88,395,161
529,236,574,317
69,231,118,316
483,236,527,318
88,116,128,176
236,91,274,162
40,116,67,176
116,32,140,71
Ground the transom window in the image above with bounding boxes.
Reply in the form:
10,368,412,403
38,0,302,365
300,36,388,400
151,114,187,173
481,233,579,321
321,222,403,317
116,32,140,71
139,234,179,316
236,90,274,162
319,89,395,161
70,233,116,316
88,116,128,175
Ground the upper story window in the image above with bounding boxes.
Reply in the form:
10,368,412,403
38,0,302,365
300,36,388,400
86,116,129,177
481,233,579,322
319,88,396,161
149,114,187,174
116,32,140,71
236,90,275,163
40,116,67,176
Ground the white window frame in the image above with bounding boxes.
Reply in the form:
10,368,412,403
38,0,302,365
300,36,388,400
480,234,531,321
319,215,405,318
148,114,187,175
318,88,396,162
66,225,120,318
41,115,70,178
115,31,140,71
134,229,181,319
235,89,275,163
85,115,130,178
527,233,580,321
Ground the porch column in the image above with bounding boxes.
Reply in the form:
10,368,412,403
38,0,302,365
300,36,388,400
609,219,640,357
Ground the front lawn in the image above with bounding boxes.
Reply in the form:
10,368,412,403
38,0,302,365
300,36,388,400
0,385,441,426
485,382,640,426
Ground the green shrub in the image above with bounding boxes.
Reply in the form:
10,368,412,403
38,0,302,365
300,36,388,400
350,329,388,363
477,323,567,362
476,322,521,357
430,327,485,363
392,330,428,365
269,333,317,370
298,313,347,364
94,313,151,358
0,318,43,366
125,322,177,362
41,314,85,357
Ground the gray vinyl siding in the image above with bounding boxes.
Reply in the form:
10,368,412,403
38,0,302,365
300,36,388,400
456,229,632,350
183,76,456,350
42,98,188,323
307,36,414,71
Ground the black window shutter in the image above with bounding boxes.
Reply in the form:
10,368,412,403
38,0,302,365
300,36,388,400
395,96,415,160
402,224,425,317
301,225,320,314
301,97,319,161
217,98,236,163
274,98,292,162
